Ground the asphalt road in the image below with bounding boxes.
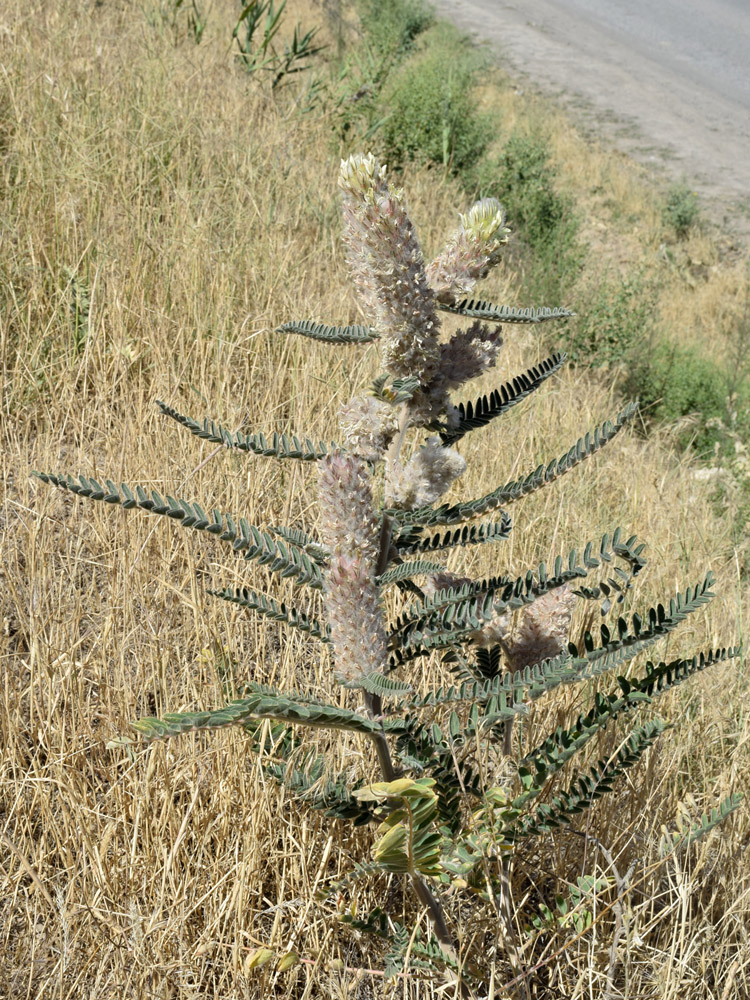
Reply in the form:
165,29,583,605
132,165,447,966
432,0,750,234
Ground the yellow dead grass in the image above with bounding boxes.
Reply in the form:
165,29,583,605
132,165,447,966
1,2,749,997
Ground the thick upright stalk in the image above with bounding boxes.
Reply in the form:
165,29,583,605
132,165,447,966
368,499,473,996
409,873,456,955
365,709,397,782
366,512,397,780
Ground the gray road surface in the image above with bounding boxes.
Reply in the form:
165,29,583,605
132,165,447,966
432,0,750,234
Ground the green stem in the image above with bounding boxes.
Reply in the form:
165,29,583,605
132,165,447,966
366,511,397,780
411,875,476,998
366,713,397,782
376,415,472,993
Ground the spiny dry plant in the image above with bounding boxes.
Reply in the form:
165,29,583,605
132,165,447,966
35,151,743,997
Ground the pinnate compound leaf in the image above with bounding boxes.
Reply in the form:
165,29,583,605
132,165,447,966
395,516,512,555
377,560,446,586
34,472,323,589
132,689,409,742
157,400,331,460
388,403,639,527
393,573,512,622
269,525,329,563
277,319,377,343
518,647,740,794
437,299,574,324
208,585,331,642
512,720,666,839
263,750,377,825
660,792,743,856
356,671,413,697
401,577,718,705
634,645,741,698
395,532,637,656
441,353,567,446
515,647,742,824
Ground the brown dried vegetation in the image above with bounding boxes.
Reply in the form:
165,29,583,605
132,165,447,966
1,2,749,997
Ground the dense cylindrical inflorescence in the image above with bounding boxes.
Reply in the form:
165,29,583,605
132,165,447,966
317,451,388,684
338,394,400,462
339,153,441,384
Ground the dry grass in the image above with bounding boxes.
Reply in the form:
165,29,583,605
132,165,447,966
2,2,750,997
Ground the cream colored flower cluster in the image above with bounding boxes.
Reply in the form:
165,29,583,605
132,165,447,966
338,395,400,464
426,197,510,305
385,437,467,510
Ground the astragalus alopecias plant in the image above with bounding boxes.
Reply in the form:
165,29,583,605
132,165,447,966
36,154,741,996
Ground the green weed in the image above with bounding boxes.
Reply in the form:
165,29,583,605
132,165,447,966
663,183,700,239
566,271,656,366
495,129,582,302
356,0,433,58
379,29,491,179
624,341,729,454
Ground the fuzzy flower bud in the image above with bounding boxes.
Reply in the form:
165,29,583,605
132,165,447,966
473,585,576,666
339,153,441,384
462,198,509,245
426,198,510,305
338,152,381,199
386,437,466,510
339,395,399,462
317,451,389,684
437,321,503,391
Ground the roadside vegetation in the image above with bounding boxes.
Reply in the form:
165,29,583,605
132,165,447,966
1,1,748,997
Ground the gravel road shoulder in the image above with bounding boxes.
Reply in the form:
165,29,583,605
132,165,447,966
432,0,750,242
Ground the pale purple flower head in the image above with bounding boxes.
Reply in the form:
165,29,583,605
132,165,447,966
325,554,389,685
339,153,441,384
317,450,381,563
473,585,577,666
422,572,473,599
317,450,388,684
386,437,467,510
436,321,503,391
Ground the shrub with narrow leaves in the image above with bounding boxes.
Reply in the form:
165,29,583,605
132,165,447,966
36,152,741,996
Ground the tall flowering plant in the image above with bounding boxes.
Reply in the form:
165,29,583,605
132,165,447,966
36,154,741,995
